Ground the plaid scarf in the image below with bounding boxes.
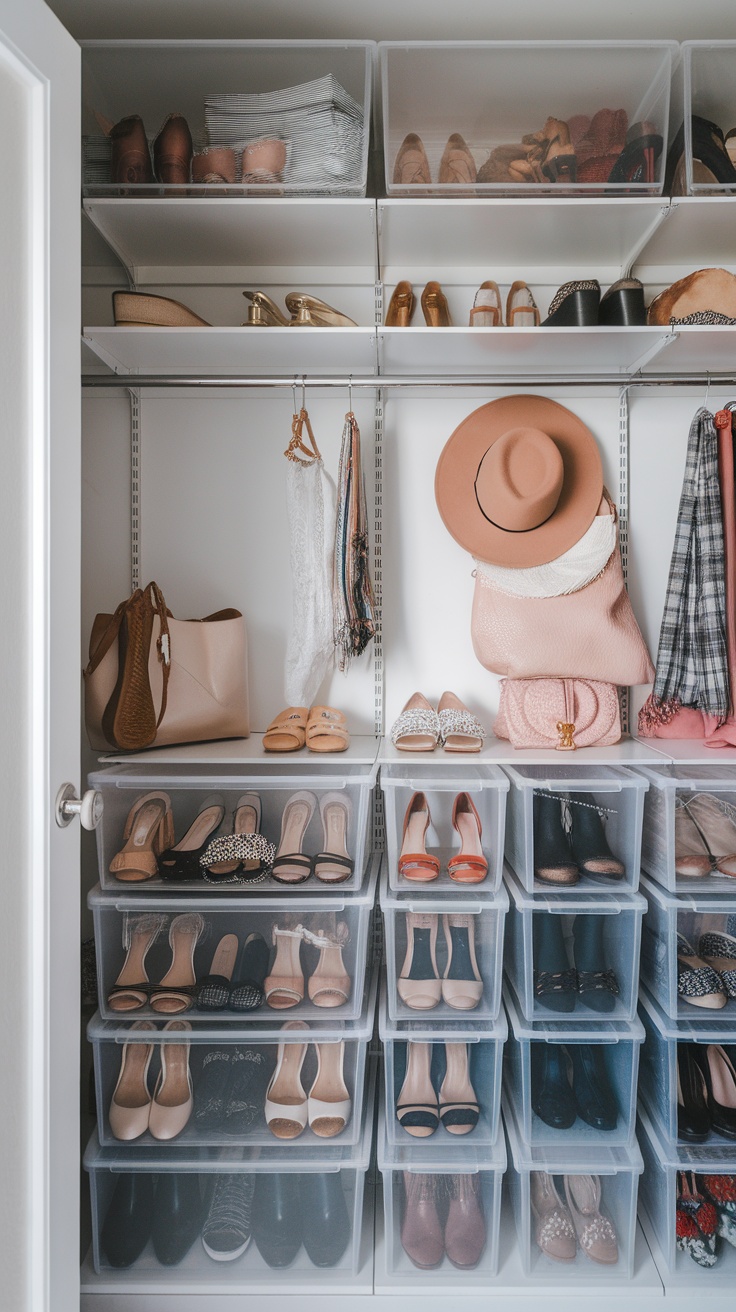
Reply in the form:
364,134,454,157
647,407,730,719
332,411,376,671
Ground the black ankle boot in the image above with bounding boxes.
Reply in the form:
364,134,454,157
568,793,625,882
572,914,620,1013
569,1044,618,1131
533,793,578,886
533,913,576,1013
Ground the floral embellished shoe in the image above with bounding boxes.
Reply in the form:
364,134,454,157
677,934,727,1009
564,1175,618,1265
531,1171,576,1263
676,1171,719,1267
437,691,486,753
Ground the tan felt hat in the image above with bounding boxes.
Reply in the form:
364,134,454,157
647,267,736,324
434,395,603,567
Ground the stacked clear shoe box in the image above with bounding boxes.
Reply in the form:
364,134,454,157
634,764,736,1281
377,760,509,1282
502,764,648,1280
84,752,380,1282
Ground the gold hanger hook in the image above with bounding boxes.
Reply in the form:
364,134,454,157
292,377,298,415
301,375,306,413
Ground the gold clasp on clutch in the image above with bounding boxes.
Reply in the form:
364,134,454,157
556,721,576,751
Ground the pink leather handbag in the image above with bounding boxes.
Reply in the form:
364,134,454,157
471,523,655,686
494,678,621,750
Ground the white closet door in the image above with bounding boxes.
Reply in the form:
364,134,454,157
0,3,80,1311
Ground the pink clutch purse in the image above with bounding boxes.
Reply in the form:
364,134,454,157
494,678,622,750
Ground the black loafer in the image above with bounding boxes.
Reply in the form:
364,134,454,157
531,1043,577,1129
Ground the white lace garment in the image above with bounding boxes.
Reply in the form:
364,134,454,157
285,452,337,707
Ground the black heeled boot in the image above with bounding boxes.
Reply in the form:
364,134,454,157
300,1173,352,1268
531,1043,577,1129
569,1043,618,1131
533,913,576,1013
572,914,620,1013
568,793,625,882
533,793,579,886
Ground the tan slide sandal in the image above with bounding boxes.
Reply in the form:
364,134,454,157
304,922,351,1008
313,792,354,884
150,913,205,1014
196,933,239,1011
109,1020,156,1140
107,912,167,1012
109,791,175,882
398,913,441,1010
148,1019,193,1141
396,1041,439,1137
442,914,483,1011
265,1020,309,1138
448,793,488,884
439,1042,480,1135
263,706,308,752
306,705,350,753
308,1041,351,1137
272,790,316,884
265,925,305,1009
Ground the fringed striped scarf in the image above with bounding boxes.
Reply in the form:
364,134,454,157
332,410,376,671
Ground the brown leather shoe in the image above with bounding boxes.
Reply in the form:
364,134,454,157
393,133,431,187
153,113,193,185
109,115,153,185
421,281,452,327
444,1174,486,1269
400,1172,444,1268
385,281,415,327
438,133,477,187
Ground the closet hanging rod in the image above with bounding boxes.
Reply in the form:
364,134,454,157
81,373,736,390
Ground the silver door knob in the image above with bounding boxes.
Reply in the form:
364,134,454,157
55,783,103,830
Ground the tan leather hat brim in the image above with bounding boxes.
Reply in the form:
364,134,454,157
434,395,603,567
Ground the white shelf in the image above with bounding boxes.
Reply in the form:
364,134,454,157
99,732,381,767
377,198,669,282
379,735,668,767
377,326,672,377
639,325,736,374
82,198,378,285
83,326,378,377
636,196,736,277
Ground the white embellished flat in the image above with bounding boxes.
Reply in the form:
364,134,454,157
391,692,440,751
438,691,486,752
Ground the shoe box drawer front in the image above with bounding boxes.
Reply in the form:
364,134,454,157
89,764,377,895
90,872,377,1024
638,986,736,1149
379,40,677,198
635,764,736,894
640,874,736,1021
379,987,507,1148
380,765,508,895
380,875,508,1023
504,989,644,1149
84,1149,370,1277
377,1106,506,1282
637,1106,736,1280
503,764,648,895
504,1102,643,1281
682,41,736,196
504,867,646,1024
89,1018,372,1151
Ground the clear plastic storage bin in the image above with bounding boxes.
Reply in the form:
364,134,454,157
88,970,377,1149
81,40,374,197
83,1063,376,1277
504,865,646,1023
503,764,648,894
380,763,508,894
680,42,736,195
89,759,378,893
377,1091,506,1283
640,873,736,1021
378,981,506,1148
638,986,736,1148
380,869,508,1023
504,984,644,1148
89,855,379,1023
638,1106,736,1282
380,41,676,197
504,1097,643,1280
634,764,736,892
